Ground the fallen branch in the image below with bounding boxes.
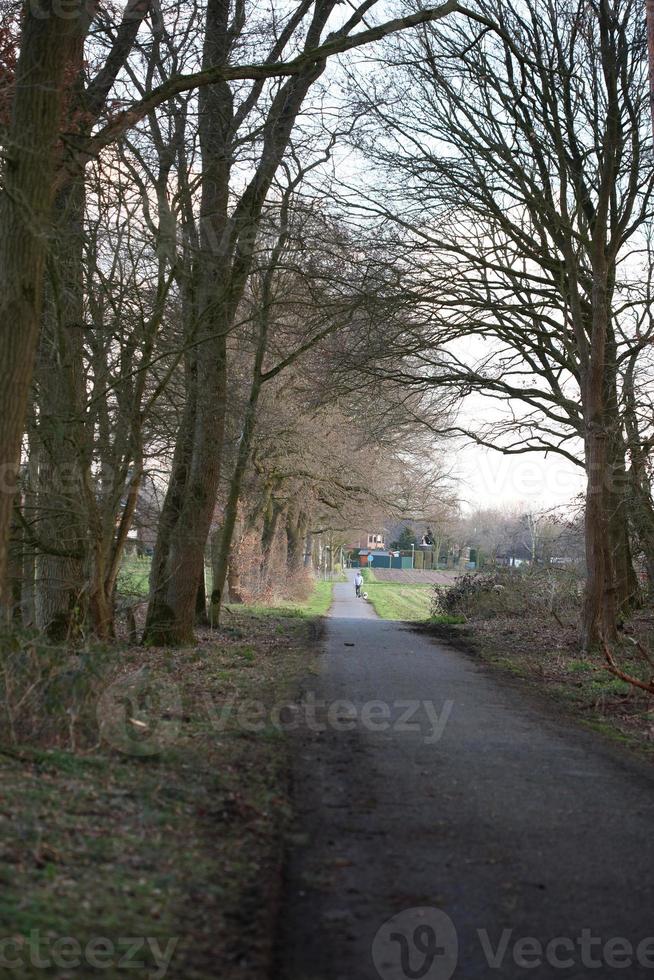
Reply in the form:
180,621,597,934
603,641,654,696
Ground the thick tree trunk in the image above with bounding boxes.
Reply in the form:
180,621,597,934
604,322,638,613
34,177,88,638
581,262,618,649
143,0,334,644
582,428,616,649
623,355,654,593
143,372,197,643
304,530,314,568
210,345,265,625
144,0,232,645
630,479,654,590
608,453,639,613
8,508,23,624
0,4,91,616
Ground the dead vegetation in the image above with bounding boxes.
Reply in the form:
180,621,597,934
0,607,321,979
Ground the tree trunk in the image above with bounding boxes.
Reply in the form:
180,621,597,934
581,265,618,649
303,528,313,568
210,339,266,625
608,453,639,613
34,176,88,638
227,552,245,604
286,504,306,570
8,507,23,624
143,0,337,644
623,354,654,593
196,567,209,626
143,0,232,645
260,498,283,584
0,3,91,616
143,369,197,643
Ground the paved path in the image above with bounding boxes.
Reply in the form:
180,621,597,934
278,572,654,980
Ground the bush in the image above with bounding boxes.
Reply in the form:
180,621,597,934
0,628,119,749
431,568,581,622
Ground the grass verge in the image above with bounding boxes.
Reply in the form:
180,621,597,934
0,584,331,979
360,567,457,622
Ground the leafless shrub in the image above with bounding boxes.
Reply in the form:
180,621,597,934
0,629,118,750
431,568,582,622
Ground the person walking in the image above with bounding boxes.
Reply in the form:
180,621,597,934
354,570,364,598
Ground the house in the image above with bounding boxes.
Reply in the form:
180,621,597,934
357,531,385,550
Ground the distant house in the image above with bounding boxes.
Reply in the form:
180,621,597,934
346,532,386,564
358,531,385,550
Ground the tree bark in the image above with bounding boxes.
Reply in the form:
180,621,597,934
286,504,306,570
227,552,245,603
143,372,197,643
145,0,333,643
34,176,88,638
260,497,283,583
581,266,618,649
196,568,209,626
144,0,232,644
0,3,91,616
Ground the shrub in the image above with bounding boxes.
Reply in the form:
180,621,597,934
431,568,581,622
0,628,119,750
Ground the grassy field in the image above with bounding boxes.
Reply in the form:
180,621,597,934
360,568,464,623
237,579,334,619
0,582,332,979
116,553,152,597
360,568,433,621
117,555,335,619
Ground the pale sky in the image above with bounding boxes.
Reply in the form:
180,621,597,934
453,441,586,513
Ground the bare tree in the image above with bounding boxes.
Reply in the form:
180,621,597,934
345,0,654,647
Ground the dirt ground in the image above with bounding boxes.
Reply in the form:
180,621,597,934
0,608,322,980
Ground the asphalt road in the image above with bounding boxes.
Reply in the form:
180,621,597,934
278,572,654,980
